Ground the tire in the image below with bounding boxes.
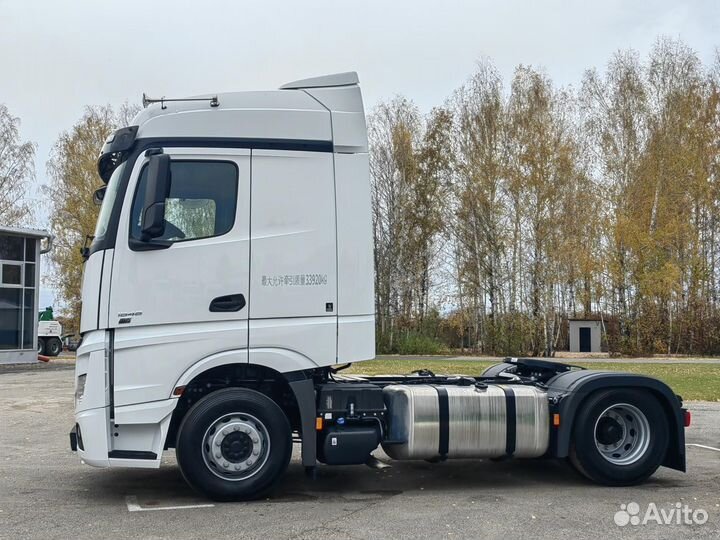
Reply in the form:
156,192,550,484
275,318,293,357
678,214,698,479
176,388,292,501
569,389,669,486
38,338,46,356
45,337,62,357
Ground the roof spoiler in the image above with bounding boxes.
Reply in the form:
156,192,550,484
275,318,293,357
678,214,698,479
280,72,359,90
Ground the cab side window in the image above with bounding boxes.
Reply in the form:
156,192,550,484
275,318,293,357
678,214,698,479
131,160,238,243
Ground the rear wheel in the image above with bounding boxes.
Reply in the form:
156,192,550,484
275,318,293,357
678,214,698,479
176,388,292,501
569,389,668,486
38,338,46,355
45,337,62,356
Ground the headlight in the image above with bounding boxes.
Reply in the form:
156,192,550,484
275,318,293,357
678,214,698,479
75,374,87,402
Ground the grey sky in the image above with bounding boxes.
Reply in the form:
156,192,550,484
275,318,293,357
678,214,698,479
1,0,718,308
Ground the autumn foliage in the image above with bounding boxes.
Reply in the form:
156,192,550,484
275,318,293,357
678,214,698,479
371,38,720,356
22,37,720,356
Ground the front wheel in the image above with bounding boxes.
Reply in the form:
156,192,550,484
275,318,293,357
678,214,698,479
176,388,292,501
569,389,669,486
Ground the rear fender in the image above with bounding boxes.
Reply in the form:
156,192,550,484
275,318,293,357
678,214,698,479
546,370,686,472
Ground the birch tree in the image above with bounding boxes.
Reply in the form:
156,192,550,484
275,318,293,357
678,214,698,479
450,60,507,353
0,105,35,226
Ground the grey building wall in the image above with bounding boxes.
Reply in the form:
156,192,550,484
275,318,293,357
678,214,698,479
568,320,602,353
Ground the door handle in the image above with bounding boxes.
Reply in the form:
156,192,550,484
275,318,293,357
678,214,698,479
209,293,246,312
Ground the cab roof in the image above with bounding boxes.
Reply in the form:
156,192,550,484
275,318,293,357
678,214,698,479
131,72,367,154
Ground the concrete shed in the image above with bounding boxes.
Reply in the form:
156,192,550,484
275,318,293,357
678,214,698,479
568,319,602,353
0,226,50,364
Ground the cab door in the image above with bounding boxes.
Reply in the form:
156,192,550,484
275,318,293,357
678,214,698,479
109,147,250,406
248,150,337,367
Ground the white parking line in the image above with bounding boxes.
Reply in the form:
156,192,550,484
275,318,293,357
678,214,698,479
125,495,215,512
686,443,720,453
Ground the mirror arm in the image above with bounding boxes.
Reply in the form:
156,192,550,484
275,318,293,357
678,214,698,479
128,238,172,252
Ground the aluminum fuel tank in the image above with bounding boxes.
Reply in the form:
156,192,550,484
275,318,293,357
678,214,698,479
381,384,549,460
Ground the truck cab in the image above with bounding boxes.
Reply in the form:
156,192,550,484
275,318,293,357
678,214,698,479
74,72,373,469
73,73,687,501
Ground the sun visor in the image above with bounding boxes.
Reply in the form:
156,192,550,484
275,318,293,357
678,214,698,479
97,126,139,182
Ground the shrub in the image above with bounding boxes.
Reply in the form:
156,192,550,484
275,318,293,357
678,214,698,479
395,332,447,355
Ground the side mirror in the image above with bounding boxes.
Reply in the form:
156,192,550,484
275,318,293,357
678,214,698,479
93,186,106,205
140,153,171,240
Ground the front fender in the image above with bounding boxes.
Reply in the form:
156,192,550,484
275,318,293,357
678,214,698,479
169,347,319,468
546,370,686,472
172,347,318,393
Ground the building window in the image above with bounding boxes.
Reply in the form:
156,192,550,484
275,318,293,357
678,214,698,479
2,263,22,286
25,238,36,262
0,289,22,350
0,235,38,352
0,235,23,261
23,289,34,349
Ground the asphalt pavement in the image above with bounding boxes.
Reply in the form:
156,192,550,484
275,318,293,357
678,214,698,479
0,364,718,539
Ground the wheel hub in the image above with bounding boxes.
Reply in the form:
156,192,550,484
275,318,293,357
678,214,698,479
593,403,651,465
596,417,623,446
202,413,270,481
221,431,253,462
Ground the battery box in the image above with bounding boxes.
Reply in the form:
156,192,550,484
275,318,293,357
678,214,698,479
316,383,385,420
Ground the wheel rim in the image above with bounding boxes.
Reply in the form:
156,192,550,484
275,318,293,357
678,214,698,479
593,403,651,465
202,412,271,481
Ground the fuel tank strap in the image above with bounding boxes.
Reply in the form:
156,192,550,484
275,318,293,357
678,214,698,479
501,387,516,457
432,386,450,459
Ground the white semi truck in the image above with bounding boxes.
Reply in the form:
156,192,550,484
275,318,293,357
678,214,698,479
71,72,689,501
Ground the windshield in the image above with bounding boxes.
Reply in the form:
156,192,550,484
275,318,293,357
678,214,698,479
93,161,126,240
